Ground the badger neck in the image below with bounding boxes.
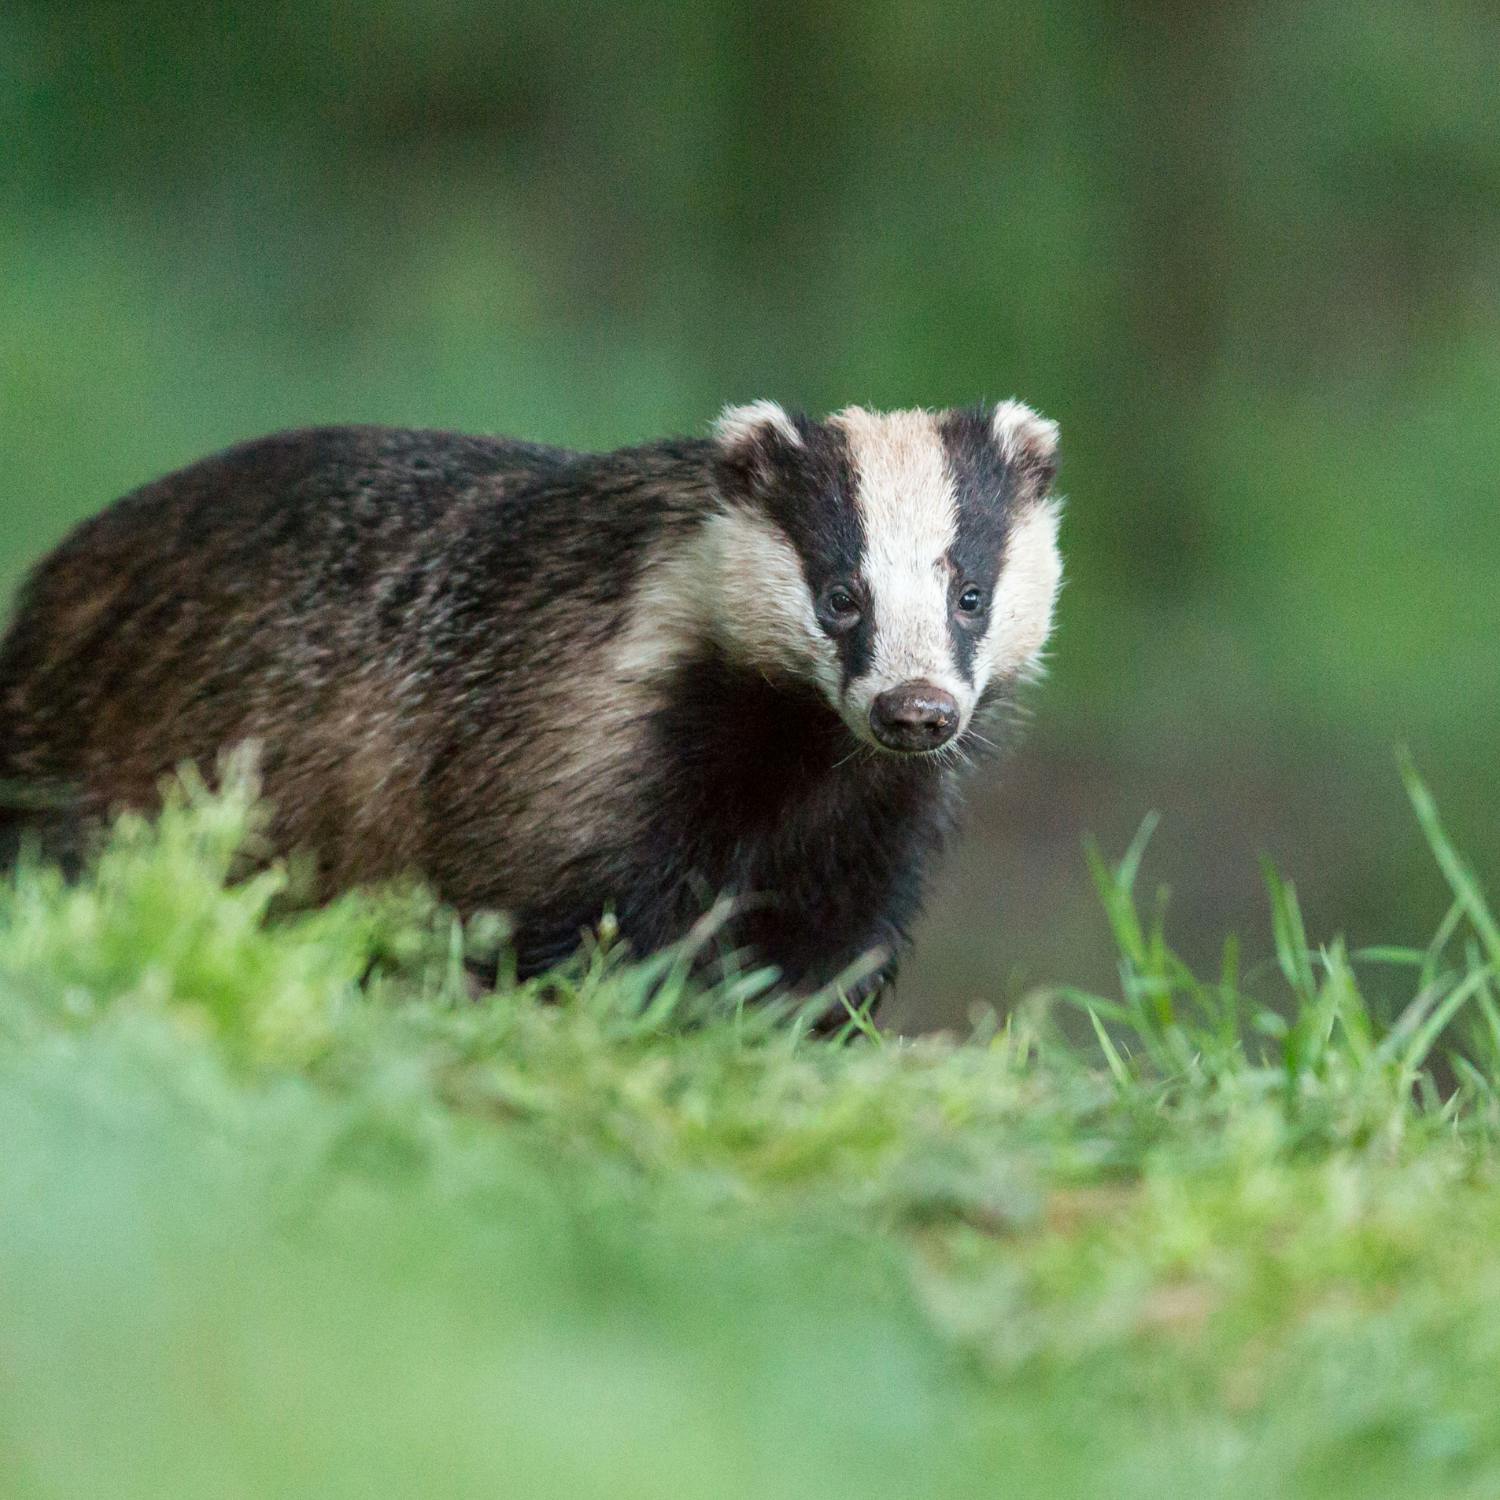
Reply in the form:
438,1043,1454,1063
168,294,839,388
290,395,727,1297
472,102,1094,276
630,643,956,990
609,489,958,831
651,643,952,836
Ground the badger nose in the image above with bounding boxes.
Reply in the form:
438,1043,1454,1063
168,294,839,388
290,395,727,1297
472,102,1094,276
869,681,960,752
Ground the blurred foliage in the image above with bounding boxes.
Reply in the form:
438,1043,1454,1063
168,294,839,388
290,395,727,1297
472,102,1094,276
3,0,1498,1022
7,766,1500,1494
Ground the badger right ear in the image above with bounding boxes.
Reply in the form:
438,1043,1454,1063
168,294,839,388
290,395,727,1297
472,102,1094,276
990,399,1060,494
712,401,804,492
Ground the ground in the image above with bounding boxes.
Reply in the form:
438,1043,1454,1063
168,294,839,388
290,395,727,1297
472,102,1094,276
2,759,1499,1499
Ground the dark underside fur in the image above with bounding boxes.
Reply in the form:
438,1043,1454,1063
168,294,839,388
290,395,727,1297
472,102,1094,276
515,648,959,992
0,425,976,1004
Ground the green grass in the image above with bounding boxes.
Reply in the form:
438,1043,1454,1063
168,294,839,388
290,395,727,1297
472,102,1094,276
4,760,1500,1497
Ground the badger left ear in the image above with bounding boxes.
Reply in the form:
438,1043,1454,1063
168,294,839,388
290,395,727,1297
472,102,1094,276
991,399,1060,493
713,400,803,454
712,401,804,495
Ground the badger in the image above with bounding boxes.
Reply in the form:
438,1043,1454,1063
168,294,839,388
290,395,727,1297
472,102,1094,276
0,401,1062,1006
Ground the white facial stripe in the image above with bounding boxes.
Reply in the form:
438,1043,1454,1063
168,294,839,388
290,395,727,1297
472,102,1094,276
832,407,962,702
614,507,837,693
703,508,840,692
978,499,1063,683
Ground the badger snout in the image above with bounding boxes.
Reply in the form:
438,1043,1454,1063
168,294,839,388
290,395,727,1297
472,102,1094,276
868,681,959,753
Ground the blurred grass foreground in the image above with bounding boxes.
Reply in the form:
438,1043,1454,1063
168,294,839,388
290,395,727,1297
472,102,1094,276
5,763,1500,1496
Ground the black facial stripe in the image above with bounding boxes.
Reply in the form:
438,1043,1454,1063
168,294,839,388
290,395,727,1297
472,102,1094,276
829,428,874,687
746,417,873,689
939,407,1019,682
816,425,875,688
832,597,874,689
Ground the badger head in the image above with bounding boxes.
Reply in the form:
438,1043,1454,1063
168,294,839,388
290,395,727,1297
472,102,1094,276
707,399,1062,756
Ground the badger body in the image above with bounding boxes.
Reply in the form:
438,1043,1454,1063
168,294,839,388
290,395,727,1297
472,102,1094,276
0,403,1063,996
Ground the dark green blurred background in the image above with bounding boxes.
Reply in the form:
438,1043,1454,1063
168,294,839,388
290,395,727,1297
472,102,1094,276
3,0,1497,1029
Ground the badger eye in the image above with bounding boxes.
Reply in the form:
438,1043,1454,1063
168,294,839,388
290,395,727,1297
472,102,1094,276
956,585,985,615
819,584,862,631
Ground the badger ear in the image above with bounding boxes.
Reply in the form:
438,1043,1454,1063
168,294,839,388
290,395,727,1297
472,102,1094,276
714,400,803,454
990,399,1059,493
712,401,804,493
